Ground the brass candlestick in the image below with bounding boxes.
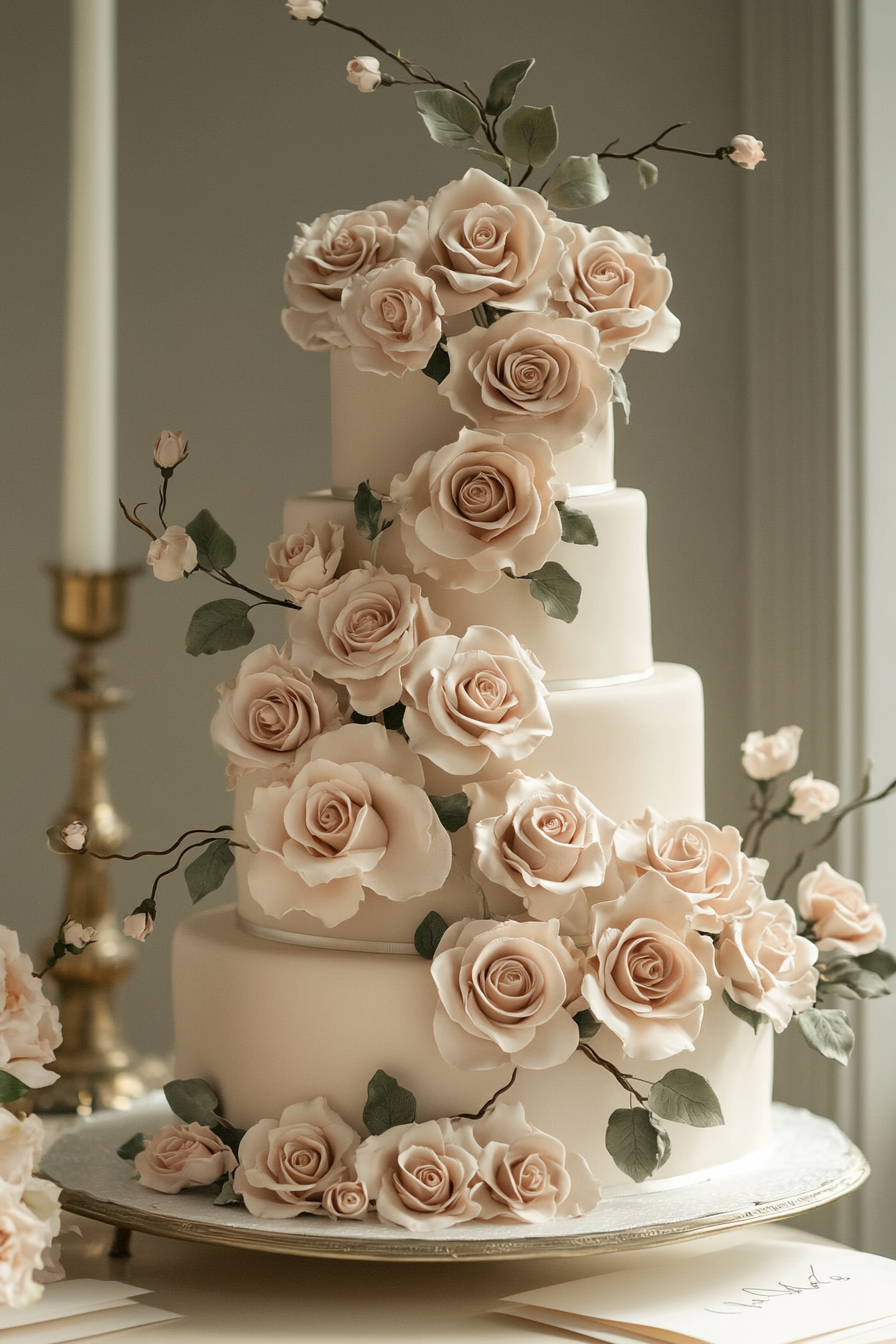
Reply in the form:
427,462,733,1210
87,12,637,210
34,569,168,1114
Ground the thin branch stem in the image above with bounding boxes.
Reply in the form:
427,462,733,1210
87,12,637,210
771,773,896,902
158,475,170,530
91,825,234,863
453,1068,519,1121
119,499,157,541
599,122,725,162
147,837,232,907
577,1042,649,1105
206,567,299,610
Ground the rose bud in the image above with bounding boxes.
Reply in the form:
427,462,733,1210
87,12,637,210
61,920,96,950
727,134,766,169
123,912,154,942
788,772,840,824
146,525,198,582
740,725,802,780
46,821,89,854
152,431,187,470
346,56,381,92
286,0,323,16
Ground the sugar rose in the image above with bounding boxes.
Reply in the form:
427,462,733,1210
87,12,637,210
317,1180,369,1220
441,312,613,455
390,427,563,591
728,134,766,169
288,561,449,716
0,1113,44,1191
265,522,344,601
134,1123,237,1194
471,1102,600,1222
341,259,444,375
146,525,198,582
583,873,714,1060
246,723,451,926
401,627,551,776
0,1182,58,1309
346,56,381,92
550,225,680,370
0,927,62,1090
431,917,584,1071
234,1097,360,1219
741,725,802,780
715,895,818,1031
152,430,187,469
467,771,616,920
788,772,840,824
797,862,885,956
210,643,340,788
355,1117,481,1231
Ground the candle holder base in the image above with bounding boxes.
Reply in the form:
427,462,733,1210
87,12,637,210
30,1053,171,1118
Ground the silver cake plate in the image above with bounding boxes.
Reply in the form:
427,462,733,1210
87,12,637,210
40,1097,868,1263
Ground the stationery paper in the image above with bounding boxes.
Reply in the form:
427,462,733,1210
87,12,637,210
497,1237,896,1344
0,1280,180,1343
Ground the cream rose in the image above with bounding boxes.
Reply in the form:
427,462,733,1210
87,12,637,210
0,1113,44,1191
246,723,451,926
788,773,840,824
440,312,612,455
234,1097,360,1219
355,1117,480,1231
134,1123,237,1194
467,771,616,920
583,873,714,1060
286,0,323,17
728,134,766,169
123,911,153,941
341,259,444,375
431,917,584,1070
390,427,563,591
715,895,818,1031
265,522,344,601
210,643,340,787
146,525,198,582
425,168,569,317
0,1182,58,1309
471,1102,601,1222
549,225,680,370
316,1180,369,1220
288,561,448,716
153,430,187,469
0,927,61,1090
741,725,802,780
346,56,381,92
797,862,885,956
401,628,551,775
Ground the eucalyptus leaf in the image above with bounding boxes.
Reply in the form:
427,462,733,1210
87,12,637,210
556,500,598,547
414,910,449,960
857,947,896,980
573,1008,601,1040
353,480,384,541
543,154,609,209
429,791,471,833
722,988,769,1034
422,341,451,384
185,599,254,657
213,1176,241,1206
184,838,236,905
164,1077,222,1127
116,1133,145,1162
525,562,581,623
185,509,237,572
0,1072,30,1104
485,58,535,118
212,1124,246,1157
503,105,559,168
797,1007,855,1065
611,369,631,423
467,147,512,181
415,89,481,148
363,1069,417,1136
648,1069,724,1128
605,1107,671,1183
637,158,660,190
818,952,890,1001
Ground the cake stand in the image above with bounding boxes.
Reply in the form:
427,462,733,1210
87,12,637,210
40,1095,867,1263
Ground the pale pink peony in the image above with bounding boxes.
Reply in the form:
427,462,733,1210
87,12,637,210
728,134,766,169
471,1102,601,1222
152,430,187,469
0,928,61,1090
583,872,714,1060
210,643,340,788
346,56,381,92
61,920,95,950
440,311,613,454
123,912,153,942
246,723,451,926
135,1123,237,1194
265,522,344,602
430,917,584,1070
549,225,680,370
788,773,840,824
0,1113,44,1191
401,627,551,776
355,1117,481,1231
715,895,818,1031
146,525,198,582
234,1097,360,1218
424,168,570,316
288,561,449,717
341,259,444,375
741,726,802,780
467,771,616,920
0,1180,59,1309
390,427,563,591
797,862,885,956
316,1180,369,1220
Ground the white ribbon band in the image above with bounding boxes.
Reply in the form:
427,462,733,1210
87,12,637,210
564,479,616,498
237,912,419,955
545,666,654,693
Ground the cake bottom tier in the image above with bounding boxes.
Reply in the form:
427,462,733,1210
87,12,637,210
173,906,774,1191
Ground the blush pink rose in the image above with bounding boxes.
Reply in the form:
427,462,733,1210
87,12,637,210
797,862,885,956
246,723,452,926
0,1113,44,1191
265,522,344,602
430,917,584,1070
346,56,381,92
355,1117,481,1231
152,430,187,469
146,525,198,581
210,643,340,787
0,927,61,1090
316,1180,370,1220
728,134,766,169
123,911,153,941
583,872,715,1060
390,427,563,591
234,1097,360,1219
134,1123,237,1194
788,773,840,824
471,1102,601,1222
0,1182,58,1309
549,225,680,371
425,168,570,317
288,561,449,716
341,259,444,375
714,896,818,1031
741,726,802,780
401,627,551,776
467,771,616,920
440,312,613,455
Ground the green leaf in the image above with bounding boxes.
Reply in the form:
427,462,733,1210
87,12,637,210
363,1069,417,1136
116,1132,145,1162
0,1072,30,1104
185,599,254,657
415,89,481,148
605,1107,671,1183
429,792,471,833
525,561,581,623
648,1069,725,1128
353,480,386,541
503,105,559,168
543,154,609,209
184,838,236,905
164,1077,222,1127
467,147,511,180
637,158,659,190
382,702,406,733
421,341,450,384
213,1176,241,1206
818,950,889,1000
184,509,237,572
414,910,449,960
797,1007,855,1065
556,500,598,547
350,710,377,725
485,58,535,118
611,369,631,424
722,988,769,1034
857,947,896,980
573,1008,601,1040
211,1124,245,1156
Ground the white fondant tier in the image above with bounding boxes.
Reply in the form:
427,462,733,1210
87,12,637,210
173,905,775,1189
